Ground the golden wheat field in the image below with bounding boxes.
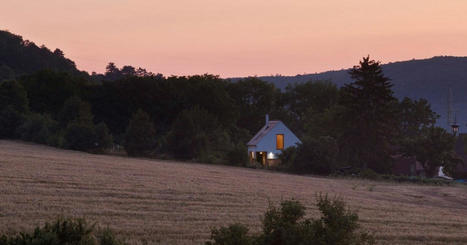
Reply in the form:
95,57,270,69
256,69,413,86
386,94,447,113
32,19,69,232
0,140,467,244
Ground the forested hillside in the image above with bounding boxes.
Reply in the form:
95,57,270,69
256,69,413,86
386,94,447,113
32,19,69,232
250,56,467,129
0,30,84,80
0,30,463,178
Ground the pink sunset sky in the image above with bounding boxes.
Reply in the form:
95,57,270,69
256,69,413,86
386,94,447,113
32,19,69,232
2,0,467,77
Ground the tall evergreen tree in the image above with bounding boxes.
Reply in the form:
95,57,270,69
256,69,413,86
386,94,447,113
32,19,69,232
339,56,398,172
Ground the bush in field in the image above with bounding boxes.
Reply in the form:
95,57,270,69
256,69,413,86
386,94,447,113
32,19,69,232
124,109,156,156
0,217,124,245
206,195,374,245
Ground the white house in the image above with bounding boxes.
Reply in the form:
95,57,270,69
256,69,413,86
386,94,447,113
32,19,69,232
247,115,301,166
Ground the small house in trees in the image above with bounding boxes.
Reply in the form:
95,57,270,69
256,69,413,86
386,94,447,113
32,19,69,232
247,115,301,166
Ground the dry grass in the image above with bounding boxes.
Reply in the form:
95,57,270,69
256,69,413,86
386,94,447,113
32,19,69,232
0,140,466,244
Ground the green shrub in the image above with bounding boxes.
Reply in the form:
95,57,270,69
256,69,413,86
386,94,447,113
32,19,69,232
359,168,379,180
206,224,253,245
0,217,124,245
277,146,298,171
226,143,249,166
206,195,374,245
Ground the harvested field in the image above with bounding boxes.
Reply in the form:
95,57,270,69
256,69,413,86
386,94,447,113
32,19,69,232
0,140,466,244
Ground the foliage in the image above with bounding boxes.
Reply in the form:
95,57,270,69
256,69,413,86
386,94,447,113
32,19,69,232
280,136,339,175
278,146,299,171
64,103,97,151
124,109,156,156
206,224,253,245
0,30,80,79
21,70,82,115
283,80,339,136
0,217,124,245
0,80,29,138
226,143,249,166
206,196,374,245
359,168,379,180
0,80,29,113
227,77,280,135
397,97,439,138
310,195,375,245
339,56,398,173
167,106,232,162
95,122,113,153
0,106,25,139
401,126,462,177
17,113,61,146
0,33,461,177
59,96,88,127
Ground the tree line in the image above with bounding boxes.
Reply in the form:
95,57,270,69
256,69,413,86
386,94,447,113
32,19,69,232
0,52,462,177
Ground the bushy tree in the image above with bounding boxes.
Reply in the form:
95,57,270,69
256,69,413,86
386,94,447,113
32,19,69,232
402,126,462,176
0,80,29,113
206,195,374,245
0,106,24,139
124,109,156,156
397,97,438,138
167,106,232,162
226,143,249,166
339,56,398,173
0,80,29,138
20,70,81,115
206,224,253,245
64,102,97,151
58,96,87,126
280,136,339,175
95,122,113,152
17,113,60,146
227,77,280,135
283,80,339,136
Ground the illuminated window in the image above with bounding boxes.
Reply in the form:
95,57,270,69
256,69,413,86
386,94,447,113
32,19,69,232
276,134,284,150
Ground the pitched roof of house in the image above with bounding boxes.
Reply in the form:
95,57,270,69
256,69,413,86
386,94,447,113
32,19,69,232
247,120,281,146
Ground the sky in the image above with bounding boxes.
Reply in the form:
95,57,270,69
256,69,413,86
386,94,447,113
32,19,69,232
1,0,467,77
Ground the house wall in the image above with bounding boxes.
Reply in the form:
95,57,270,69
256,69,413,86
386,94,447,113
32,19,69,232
252,122,301,155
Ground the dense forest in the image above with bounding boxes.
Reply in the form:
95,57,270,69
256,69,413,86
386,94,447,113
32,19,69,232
0,30,463,177
245,56,467,130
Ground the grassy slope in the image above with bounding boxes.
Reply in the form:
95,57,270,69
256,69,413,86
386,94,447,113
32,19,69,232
0,140,466,245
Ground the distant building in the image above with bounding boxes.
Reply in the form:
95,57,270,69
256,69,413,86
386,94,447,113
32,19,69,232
247,115,301,166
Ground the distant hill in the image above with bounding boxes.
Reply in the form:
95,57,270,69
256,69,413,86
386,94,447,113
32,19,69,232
236,56,467,130
0,30,81,80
